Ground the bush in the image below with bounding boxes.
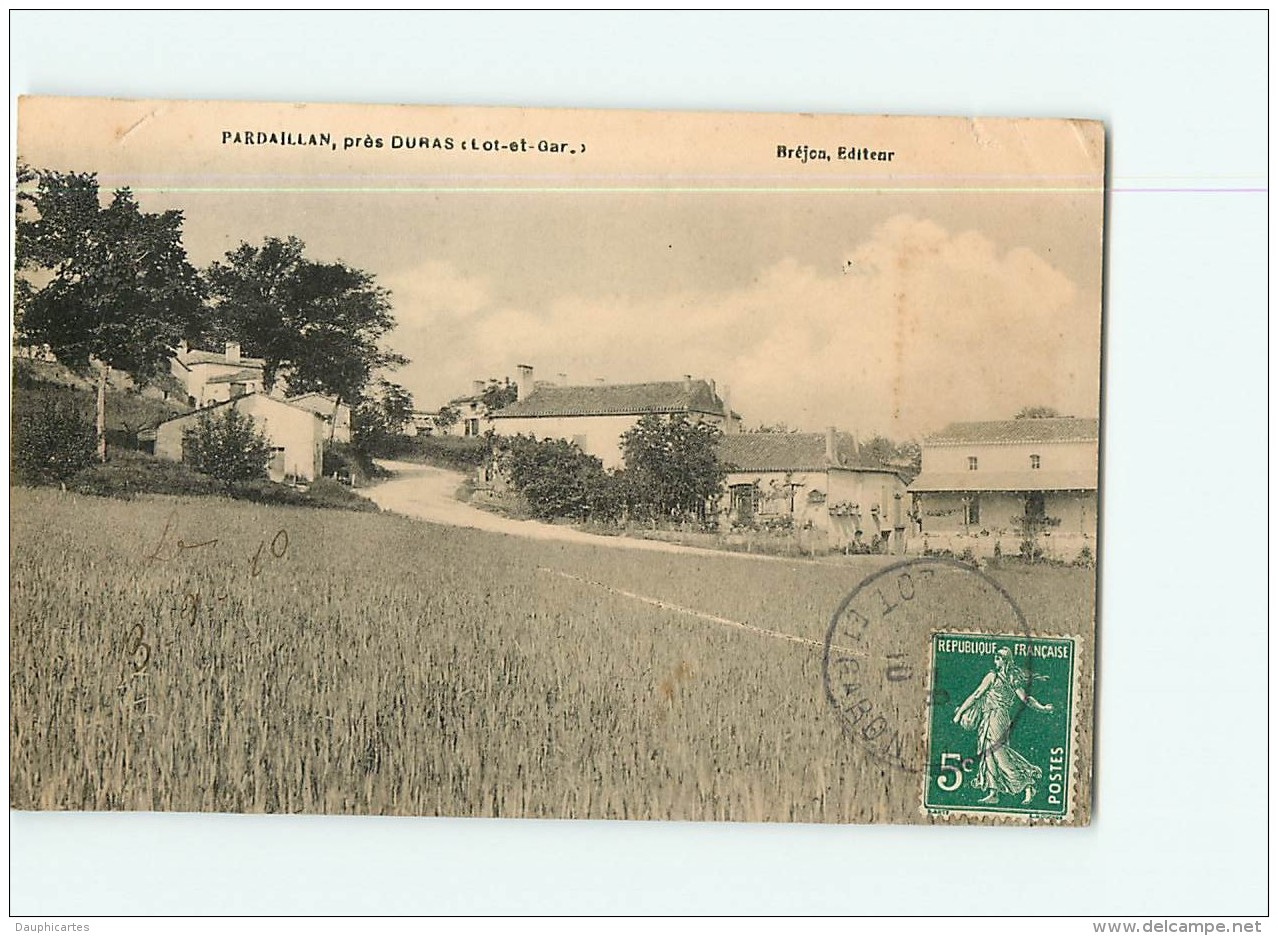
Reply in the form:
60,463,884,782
68,450,225,499
322,441,383,486
12,400,98,483
380,433,491,471
497,434,608,521
231,477,379,512
182,407,271,487
1073,545,1095,568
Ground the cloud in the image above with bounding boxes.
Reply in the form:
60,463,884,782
384,215,1100,438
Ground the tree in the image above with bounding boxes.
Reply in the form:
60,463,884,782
15,166,204,460
479,378,518,414
12,400,98,484
620,414,725,524
1015,406,1061,419
433,404,460,433
181,407,272,487
496,434,611,521
204,236,407,412
352,378,415,452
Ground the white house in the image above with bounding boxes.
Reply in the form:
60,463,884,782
488,364,741,469
154,393,326,483
170,341,267,409
284,392,352,444
908,417,1099,561
718,428,910,553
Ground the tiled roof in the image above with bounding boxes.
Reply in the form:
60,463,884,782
182,349,267,367
910,468,1097,493
925,417,1099,446
718,432,895,473
155,392,320,427
204,368,265,385
490,379,731,419
286,393,345,415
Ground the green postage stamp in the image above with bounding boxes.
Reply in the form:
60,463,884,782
924,632,1079,820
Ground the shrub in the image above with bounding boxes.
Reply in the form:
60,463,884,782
12,400,98,484
181,407,271,487
68,450,224,499
1073,545,1096,568
230,477,379,512
381,433,491,471
497,434,607,521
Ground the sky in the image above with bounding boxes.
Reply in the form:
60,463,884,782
15,99,1105,440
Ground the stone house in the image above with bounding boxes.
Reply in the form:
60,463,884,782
169,341,267,409
154,392,326,484
908,417,1099,561
487,365,741,469
718,428,910,553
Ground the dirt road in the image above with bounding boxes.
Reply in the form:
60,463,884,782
364,460,795,561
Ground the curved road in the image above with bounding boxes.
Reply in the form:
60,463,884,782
364,460,795,561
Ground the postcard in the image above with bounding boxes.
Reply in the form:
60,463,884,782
11,97,1103,824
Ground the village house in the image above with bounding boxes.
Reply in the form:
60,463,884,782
283,391,352,444
169,341,267,409
440,381,493,438
153,393,326,484
487,365,741,469
907,417,1099,561
718,428,910,553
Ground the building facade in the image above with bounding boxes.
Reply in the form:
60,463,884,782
908,417,1099,561
487,365,740,469
154,393,326,484
169,341,267,409
717,429,909,553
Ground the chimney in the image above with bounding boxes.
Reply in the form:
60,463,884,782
225,341,241,364
557,372,567,385
683,374,693,392
826,426,840,466
472,379,485,396
516,364,534,401
708,378,716,396
177,339,189,359
595,377,605,384
720,383,737,434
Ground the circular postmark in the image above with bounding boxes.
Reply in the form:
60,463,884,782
822,557,1033,776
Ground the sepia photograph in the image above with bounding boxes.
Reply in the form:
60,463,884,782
10,97,1104,826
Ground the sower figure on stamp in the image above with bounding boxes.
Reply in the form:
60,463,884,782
953,647,1053,805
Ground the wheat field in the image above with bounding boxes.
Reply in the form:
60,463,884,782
9,487,1096,822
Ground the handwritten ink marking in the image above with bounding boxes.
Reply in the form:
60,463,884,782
145,510,220,562
249,528,289,578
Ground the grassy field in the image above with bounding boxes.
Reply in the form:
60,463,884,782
9,487,1095,822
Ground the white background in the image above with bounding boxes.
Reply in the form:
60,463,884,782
7,10,1269,917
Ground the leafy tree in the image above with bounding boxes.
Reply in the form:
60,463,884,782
496,434,611,521
620,414,725,524
433,404,460,433
479,378,519,414
181,407,271,487
12,400,98,484
203,236,407,411
1015,406,1061,419
14,166,204,460
352,379,415,452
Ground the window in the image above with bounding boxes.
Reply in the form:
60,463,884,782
1026,492,1046,520
1030,454,1041,470
963,496,981,526
465,418,480,437
967,456,979,471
